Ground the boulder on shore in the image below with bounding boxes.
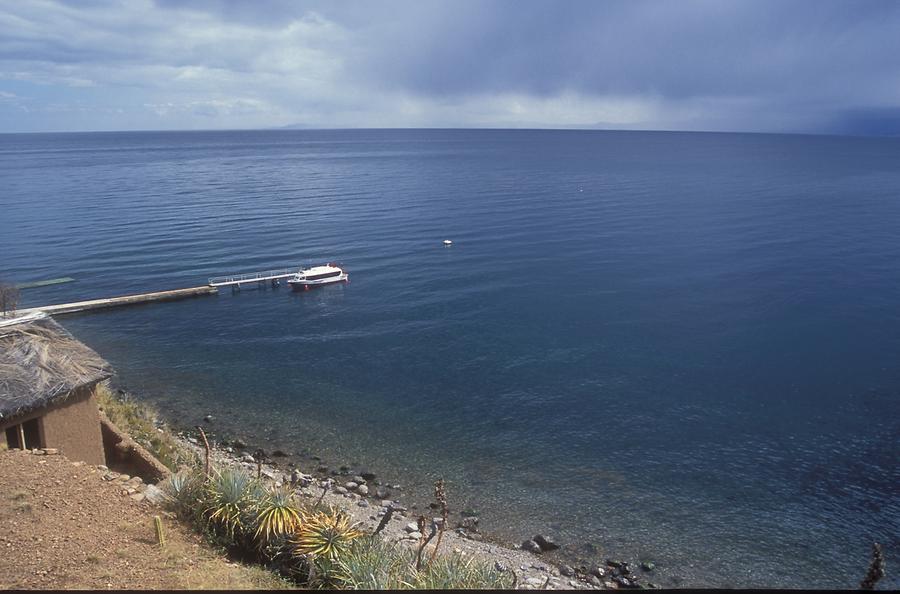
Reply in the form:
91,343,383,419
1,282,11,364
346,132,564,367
532,534,560,552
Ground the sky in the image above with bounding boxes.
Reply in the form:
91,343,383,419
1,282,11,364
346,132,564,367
1,0,899,134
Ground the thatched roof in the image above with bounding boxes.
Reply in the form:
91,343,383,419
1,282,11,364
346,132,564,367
0,314,113,422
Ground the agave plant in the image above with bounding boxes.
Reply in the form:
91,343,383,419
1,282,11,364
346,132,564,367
160,468,203,517
204,466,256,538
412,551,514,590
253,485,304,546
335,536,414,590
290,509,362,560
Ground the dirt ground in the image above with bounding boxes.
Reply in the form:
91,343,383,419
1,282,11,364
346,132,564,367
0,447,292,590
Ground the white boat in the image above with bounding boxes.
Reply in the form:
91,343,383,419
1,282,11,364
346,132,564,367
288,264,348,291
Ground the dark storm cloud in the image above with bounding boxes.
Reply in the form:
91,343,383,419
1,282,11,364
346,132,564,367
340,0,900,101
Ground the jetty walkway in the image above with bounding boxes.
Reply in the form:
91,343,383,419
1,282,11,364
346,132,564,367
14,286,217,317
9,265,306,318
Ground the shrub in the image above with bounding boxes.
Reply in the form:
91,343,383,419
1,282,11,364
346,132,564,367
412,550,514,589
161,468,205,520
204,467,258,542
253,485,304,549
335,536,414,590
290,508,362,561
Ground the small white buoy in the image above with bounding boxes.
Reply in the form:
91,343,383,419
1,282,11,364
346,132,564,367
443,239,453,246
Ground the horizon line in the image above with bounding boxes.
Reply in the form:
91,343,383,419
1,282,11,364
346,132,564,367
0,125,897,140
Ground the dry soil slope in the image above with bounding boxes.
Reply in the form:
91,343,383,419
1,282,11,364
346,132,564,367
0,448,292,590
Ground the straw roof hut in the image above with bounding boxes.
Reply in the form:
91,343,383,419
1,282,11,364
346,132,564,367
0,313,112,465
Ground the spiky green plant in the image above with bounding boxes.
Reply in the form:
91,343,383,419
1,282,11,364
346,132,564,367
335,536,415,590
160,468,205,520
253,485,304,547
204,466,256,539
412,550,514,590
290,509,362,561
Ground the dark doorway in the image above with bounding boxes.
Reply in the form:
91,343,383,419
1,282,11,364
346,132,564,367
4,418,43,450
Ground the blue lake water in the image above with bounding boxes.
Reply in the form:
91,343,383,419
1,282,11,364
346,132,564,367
1,129,898,587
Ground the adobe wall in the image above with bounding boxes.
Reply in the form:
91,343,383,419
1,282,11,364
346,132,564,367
99,412,171,483
39,386,106,466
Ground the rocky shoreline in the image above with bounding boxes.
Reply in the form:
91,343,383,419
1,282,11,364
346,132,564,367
161,416,666,590
110,382,667,590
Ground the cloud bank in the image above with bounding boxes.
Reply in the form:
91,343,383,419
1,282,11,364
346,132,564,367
1,0,899,133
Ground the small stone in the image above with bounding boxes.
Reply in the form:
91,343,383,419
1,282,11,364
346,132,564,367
97,465,109,471
559,564,576,577
204,415,214,423
334,486,348,495
130,493,145,502
613,575,633,588
352,475,366,484
381,500,393,507
604,581,616,589
241,454,255,463
187,437,198,444
405,522,420,533
357,484,369,496
590,566,607,578
525,577,544,587
143,484,167,504
589,575,603,587
459,516,479,531
640,561,655,572
407,531,422,540
116,474,131,482
316,464,329,473
521,539,543,554
233,439,247,449
357,500,369,508
494,562,508,573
